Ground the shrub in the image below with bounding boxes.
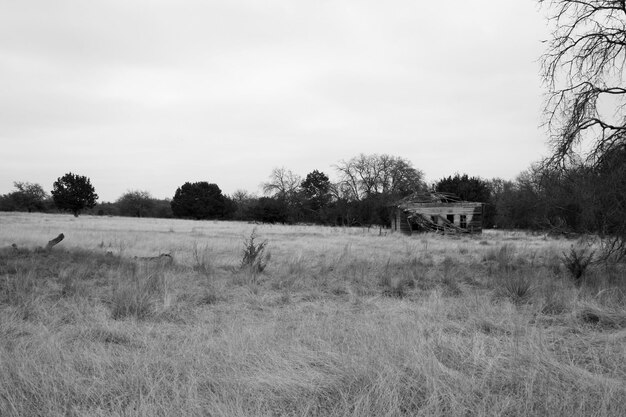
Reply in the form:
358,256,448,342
240,230,269,273
562,246,595,285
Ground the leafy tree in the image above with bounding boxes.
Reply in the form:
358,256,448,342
301,170,331,205
51,173,98,216
249,197,289,224
12,182,48,212
488,178,517,229
591,145,626,255
301,170,332,222
171,182,227,220
0,182,48,212
436,174,494,227
222,195,237,220
93,202,120,217
435,174,491,203
151,199,174,219
116,190,155,218
0,194,14,212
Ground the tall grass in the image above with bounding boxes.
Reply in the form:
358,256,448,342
0,213,625,416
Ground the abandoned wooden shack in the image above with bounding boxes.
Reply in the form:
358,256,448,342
391,192,483,235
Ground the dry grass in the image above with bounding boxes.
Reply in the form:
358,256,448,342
0,212,625,416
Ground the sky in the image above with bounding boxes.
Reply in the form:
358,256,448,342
0,0,550,202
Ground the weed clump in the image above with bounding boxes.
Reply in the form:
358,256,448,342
378,260,410,298
109,264,169,320
192,243,213,276
110,280,154,320
240,230,270,273
540,282,570,315
382,279,407,298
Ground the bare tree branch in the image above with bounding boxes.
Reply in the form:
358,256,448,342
540,0,626,167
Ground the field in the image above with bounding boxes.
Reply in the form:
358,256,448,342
1,212,625,416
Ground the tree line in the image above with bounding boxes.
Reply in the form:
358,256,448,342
1,151,623,241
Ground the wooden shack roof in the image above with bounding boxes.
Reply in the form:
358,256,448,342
395,192,483,210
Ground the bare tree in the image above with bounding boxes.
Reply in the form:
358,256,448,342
540,0,626,167
231,189,257,220
540,0,626,258
334,154,425,201
232,189,255,203
261,167,302,199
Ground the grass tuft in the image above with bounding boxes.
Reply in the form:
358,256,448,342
497,274,534,305
539,281,571,315
109,266,165,320
192,243,213,276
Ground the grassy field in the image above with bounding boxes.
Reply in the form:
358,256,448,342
1,212,625,416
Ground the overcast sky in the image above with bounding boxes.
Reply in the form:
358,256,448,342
1,0,550,202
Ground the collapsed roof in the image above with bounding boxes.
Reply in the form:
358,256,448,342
392,192,483,234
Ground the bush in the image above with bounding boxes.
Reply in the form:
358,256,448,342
562,246,595,285
241,230,270,273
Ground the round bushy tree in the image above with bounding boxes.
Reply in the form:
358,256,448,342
116,190,155,218
171,181,227,219
51,172,98,217
435,174,491,203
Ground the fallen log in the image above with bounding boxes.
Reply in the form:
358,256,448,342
9,233,65,254
45,233,65,250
